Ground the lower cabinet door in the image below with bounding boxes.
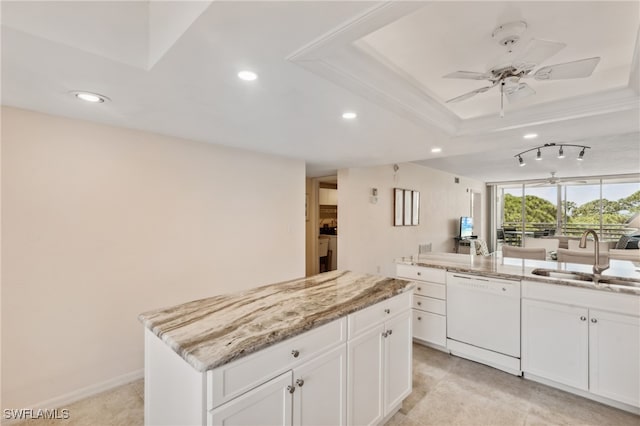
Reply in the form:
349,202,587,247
521,299,589,390
589,309,640,407
292,344,346,426
347,324,384,426
384,310,412,415
413,310,446,347
209,371,293,426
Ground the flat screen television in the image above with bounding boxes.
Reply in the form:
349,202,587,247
460,216,473,239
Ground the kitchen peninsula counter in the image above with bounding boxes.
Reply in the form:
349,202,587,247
139,270,413,372
396,253,640,294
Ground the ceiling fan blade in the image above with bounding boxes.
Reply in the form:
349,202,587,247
442,71,491,80
504,82,535,103
445,84,496,103
533,57,601,80
511,38,566,72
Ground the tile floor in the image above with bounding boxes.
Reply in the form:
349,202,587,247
14,344,639,426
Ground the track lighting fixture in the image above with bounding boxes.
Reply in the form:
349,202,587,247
514,142,590,167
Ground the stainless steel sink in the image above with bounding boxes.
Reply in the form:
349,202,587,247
531,268,594,282
531,268,640,289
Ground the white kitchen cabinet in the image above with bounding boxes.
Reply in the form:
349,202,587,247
346,324,384,426
522,280,640,410
521,299,589,390
396,264,447,350
293,344,346,426
319,188,337,205
347,292,412,425
589,309,640,406
209,371,293,426
383,310,412,413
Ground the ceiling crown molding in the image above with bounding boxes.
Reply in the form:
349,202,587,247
287,3,640,140
287,2,460,135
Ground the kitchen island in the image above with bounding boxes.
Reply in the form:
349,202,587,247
139,270,414,425
396,252,640,414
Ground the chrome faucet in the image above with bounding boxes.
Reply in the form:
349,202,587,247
579,229,609,275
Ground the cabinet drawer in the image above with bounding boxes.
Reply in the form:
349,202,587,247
208,318,346,409
396,264,446,284
413,311,446,347
413,295,446,315
414,282,445,300
348,291,412,338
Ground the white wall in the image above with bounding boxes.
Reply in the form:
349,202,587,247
338,162,485,276
1,107,305,409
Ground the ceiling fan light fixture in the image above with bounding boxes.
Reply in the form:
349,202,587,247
536,149,542,160
558,146,565,159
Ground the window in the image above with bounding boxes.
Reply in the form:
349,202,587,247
492,175,640,248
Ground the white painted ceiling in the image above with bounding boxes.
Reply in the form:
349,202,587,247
1,1,639,182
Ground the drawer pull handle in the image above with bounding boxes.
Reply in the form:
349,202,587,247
417,316,422,321
417,301,422,306
296,379,305,387
580,316,586,321
417,272,422,276
291,350,300,358
591,318,598,324
388,329,393,335
417,287,422,291
287,385,295,394
384,309,390,314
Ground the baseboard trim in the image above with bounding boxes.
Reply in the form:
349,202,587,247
3,369,144,424
413,337,448,353
524,372,640,415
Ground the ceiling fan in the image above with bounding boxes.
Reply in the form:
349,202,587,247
532,172,588,187
443,21,601,116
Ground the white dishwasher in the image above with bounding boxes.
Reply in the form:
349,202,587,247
446,272,522,375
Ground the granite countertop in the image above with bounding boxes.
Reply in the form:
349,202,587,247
396,253,640,295
139,270,413,372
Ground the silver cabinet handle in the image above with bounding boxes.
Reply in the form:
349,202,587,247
591,318,598,323
417,316,422,321
384,309,390,314
417,301,422,306
580,316,586,321
296,379,304,387
382,331,388,338
417,272,422,276
287,385,295,394
388,329,393,335
291,350,300,358
417,287,422,291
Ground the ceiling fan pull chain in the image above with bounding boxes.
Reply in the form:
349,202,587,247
500,81,505,118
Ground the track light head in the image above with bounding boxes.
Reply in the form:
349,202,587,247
518,156,525,166
536,149,542,160
558,146,565,159
577,148,585,160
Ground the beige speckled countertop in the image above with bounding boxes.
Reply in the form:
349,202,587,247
139,270,413,372
396,253,640,295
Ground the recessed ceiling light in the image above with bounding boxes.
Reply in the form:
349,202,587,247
431,147,442,153
72,91,109,103
523,133,538,139
238,70,258,81
342,112,357,119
